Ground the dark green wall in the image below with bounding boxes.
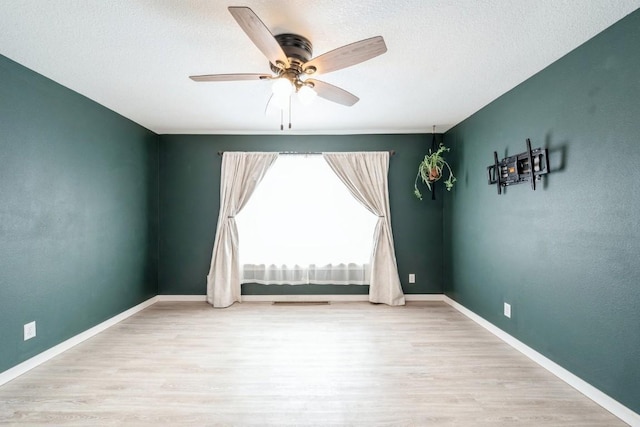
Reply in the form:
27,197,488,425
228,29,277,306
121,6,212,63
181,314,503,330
158,134,444,296
443,9,640,413
0,55,159,373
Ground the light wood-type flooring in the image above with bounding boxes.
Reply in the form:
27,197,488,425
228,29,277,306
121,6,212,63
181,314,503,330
0,302,626,426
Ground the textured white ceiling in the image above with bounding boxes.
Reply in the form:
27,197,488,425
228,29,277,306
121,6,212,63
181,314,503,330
1,1,639,134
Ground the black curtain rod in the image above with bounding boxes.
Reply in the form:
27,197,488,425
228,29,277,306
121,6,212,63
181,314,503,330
217,150,395,156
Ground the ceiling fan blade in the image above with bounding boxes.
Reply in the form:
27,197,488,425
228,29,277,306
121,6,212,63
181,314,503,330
228,6,290,69
303,36,387,76
189,73,271,82
307,79,359,106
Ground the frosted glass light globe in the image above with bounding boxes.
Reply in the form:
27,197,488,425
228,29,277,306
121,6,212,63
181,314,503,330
272,77,294,97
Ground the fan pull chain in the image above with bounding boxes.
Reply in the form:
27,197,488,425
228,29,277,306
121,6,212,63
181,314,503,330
280,108,284,131
288,96,292,129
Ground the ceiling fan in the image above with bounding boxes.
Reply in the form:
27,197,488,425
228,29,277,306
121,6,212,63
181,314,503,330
189,6,387,124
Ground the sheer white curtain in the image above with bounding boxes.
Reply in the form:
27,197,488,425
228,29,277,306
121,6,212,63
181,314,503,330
206,152,278,308
236,155,377,285
323,152,405,306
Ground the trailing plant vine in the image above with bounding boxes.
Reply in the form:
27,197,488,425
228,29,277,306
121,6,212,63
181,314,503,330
414,143,456,200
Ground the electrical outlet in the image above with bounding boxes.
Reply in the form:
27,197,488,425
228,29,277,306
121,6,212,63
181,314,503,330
408,274,415,283
24,321,36,341
504,303,511,319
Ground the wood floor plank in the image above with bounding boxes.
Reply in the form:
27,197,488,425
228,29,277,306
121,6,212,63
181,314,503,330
0,302,626,426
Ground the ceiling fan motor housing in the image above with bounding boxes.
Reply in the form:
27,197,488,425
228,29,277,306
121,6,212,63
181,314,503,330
270,33,313,72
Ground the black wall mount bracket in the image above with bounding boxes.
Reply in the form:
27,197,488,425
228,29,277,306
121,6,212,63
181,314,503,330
487,139,549,194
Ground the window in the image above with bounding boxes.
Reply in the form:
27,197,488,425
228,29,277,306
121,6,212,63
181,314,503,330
235,155,377,285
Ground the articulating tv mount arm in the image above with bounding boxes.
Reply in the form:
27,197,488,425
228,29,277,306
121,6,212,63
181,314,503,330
487,139,549,195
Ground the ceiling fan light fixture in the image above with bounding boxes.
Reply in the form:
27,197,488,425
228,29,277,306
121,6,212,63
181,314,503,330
190,7,388,128
272,77,294,97
297,84,317,105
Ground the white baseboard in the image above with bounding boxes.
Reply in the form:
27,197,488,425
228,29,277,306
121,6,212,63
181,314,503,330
442,296,640,426
240,294,445,303
0,296,158,387
156,294,207,302
242,294,369,302
405,294,446,302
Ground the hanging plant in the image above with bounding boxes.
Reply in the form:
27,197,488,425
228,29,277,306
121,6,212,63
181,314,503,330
414,143,456,200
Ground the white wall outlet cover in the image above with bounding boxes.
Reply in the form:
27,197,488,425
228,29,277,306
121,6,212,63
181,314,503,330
504,303,512,318
408,274,415,283
24,321,36,341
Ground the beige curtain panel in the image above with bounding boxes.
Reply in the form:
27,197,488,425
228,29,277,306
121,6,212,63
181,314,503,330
323,151,405,306
206,152,278,308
